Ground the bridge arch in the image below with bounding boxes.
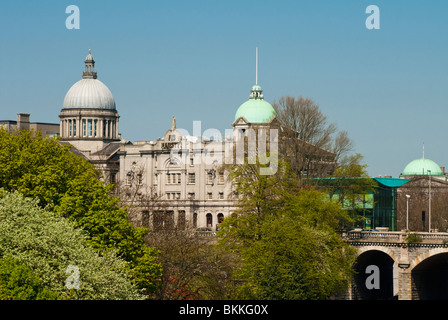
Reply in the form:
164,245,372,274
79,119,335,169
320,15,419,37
410,249,448,300
352,248,397,300
356,246,397,262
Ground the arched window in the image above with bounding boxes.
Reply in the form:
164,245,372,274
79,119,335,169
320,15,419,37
193,212,198,229
217,213,224,224
206,213,213,228
178,211,186,230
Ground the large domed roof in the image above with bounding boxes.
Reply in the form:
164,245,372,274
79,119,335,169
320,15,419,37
234,84,276,123
63,78,116,110
62,48,116,110
402,158,443,176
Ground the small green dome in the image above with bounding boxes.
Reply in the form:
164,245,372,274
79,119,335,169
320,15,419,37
234,84,276,123
402,158,443,176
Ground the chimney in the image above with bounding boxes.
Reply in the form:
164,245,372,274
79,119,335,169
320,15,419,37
441,166,445,174
17,113,30,131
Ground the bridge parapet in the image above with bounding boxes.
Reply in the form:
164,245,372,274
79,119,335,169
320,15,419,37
344,230,448,245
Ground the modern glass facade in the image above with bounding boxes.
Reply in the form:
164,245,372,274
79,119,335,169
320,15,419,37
319,177,409,231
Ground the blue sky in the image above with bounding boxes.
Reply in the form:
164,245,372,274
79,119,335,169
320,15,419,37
1,0,447,177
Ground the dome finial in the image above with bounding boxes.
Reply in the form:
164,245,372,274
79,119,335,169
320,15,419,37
255,47,258,85
248,47,263,100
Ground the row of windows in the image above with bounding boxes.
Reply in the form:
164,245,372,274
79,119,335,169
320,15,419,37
164,172,225,185
65,119,115,138
170,192,225,200
126,171,226,186
142,211,225,230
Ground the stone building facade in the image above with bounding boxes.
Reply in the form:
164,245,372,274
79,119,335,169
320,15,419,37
0,112,59,138
397,157,448,232
57,49,283,230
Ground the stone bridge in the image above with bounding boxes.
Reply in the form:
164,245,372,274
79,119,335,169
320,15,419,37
344,230,448,300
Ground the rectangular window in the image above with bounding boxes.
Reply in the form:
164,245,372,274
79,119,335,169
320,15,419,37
167,173,171,184
73,119,76,136
188,173,196,184
137,173,143,185
167,193,171,200
176,193,181,200
88,119,93,136
177,173,181,184
82,119,86,136
218,172,224,184
207,172,213,184
190,157,194,166
219,192,224,200
94,119,97,137
188,192,195,200
207,192,213,200
68,120,72,136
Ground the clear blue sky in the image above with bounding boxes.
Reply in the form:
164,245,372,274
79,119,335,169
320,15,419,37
1,0,447,177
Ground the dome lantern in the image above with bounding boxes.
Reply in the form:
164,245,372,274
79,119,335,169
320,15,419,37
83,47,97,79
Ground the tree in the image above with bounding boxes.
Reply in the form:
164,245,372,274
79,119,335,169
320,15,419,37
218,160,356,299
0,190,143,299
273,96,353,183
0,256,61,300
145,227,238,300
0,128,162,296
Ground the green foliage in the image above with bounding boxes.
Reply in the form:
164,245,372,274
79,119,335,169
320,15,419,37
0,129,162,296
0,256,61,300
218,160,356,300
0,191,143,299
406,233,423,244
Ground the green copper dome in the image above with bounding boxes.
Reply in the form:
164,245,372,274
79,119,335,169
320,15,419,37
234,84,276,123
402,158,443,176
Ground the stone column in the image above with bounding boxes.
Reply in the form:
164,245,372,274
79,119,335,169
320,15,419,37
398,245,412,300
115,118,119,139
398,269,412,300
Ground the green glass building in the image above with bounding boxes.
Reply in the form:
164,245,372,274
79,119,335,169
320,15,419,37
320,177,409,231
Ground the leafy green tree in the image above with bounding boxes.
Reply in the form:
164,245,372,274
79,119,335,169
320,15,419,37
0,129,161,295
0,190,143,299
0,256,61,300
218,160,356,299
